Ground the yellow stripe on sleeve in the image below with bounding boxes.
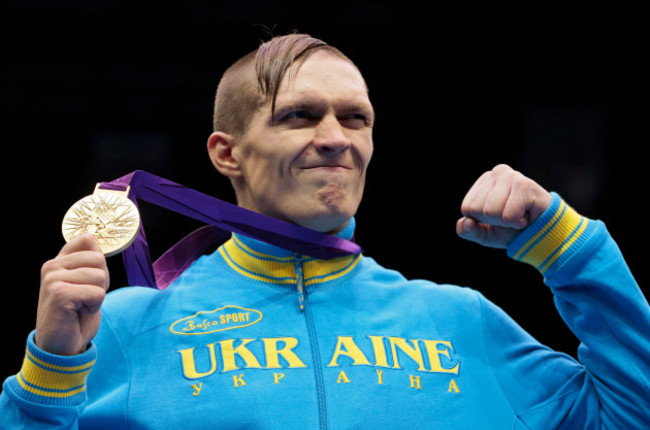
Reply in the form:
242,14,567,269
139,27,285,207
17,349,94,398
539,217,589,274
16,373,87,398
517,202,586,271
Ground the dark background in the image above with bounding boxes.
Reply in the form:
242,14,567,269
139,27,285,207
1,2,647,377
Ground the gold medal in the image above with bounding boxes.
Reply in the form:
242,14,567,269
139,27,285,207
62,184,141,256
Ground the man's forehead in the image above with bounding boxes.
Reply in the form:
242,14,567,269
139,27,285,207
274,89,372,111
276,57,369,102
284,52,366,86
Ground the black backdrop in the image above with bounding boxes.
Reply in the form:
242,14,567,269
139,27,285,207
1,2,648,378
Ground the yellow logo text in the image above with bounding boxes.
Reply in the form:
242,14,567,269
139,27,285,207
170,305,262,335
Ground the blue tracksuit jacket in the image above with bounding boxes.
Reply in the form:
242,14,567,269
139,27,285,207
2,193,649,429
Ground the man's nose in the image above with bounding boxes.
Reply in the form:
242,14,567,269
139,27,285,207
313,116,351,154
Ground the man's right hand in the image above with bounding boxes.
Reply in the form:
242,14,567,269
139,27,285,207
35,233,109,356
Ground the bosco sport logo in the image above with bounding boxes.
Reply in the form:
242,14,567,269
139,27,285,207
170,305,263,335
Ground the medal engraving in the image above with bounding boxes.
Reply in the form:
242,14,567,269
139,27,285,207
62,185,140,256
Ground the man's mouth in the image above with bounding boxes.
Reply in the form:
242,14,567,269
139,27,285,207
301,165,351,174
301,160,352,170
305,165,349,169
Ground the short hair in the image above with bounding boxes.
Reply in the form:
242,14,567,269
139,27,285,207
212,33,356,137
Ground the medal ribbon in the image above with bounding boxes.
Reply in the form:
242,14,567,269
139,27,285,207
98,170,362,289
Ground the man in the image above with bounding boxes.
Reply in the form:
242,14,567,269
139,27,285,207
2,33,649,429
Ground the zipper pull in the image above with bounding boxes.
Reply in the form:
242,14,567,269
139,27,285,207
294,254,305,311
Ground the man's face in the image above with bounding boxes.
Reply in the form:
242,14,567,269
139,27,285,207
230,51,374,233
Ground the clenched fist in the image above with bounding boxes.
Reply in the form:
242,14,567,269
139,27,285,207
456,164,552,249
35,233,110,356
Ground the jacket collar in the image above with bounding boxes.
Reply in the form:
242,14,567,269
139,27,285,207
217,218,362,288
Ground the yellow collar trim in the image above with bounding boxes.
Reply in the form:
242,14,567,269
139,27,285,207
218,235,361,287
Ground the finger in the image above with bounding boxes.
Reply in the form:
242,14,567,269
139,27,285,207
56,250,108,271
462,168,512,226
43,266,110,291
460,170,495,217
481,171,515,227
501,180,531,229
41,251,108,285
41,250,110,293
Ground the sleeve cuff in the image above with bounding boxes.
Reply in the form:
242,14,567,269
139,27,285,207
7,330,97,406
507,192,596,277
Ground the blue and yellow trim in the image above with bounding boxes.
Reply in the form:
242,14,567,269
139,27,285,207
508,192,595,275
10,331,96,405
218,232,362,288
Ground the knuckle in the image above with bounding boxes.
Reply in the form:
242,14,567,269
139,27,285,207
40,259,59,277
83,267,108,286
97,269,110,288
40,267,63,288
491,164,512,173
511,171,529,185
83,266,109,288
83,249,103,264
45,280,72,299
482,206,500,219
502,212,522,225
460,201,472,214
92,252,108,268
79,250,108,270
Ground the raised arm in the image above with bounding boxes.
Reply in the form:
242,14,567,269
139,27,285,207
457,164,650,428
1,234,109,428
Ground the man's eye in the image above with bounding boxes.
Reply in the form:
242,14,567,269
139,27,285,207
340,113,370,128
283,110,313,120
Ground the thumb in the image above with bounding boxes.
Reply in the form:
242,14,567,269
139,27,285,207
456,216,520,249
60,233,103,256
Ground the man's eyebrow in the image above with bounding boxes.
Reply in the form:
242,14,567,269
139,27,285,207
270,99,326,120
274,96,326,111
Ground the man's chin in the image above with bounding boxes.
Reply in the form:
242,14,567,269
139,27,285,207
291,211,353,234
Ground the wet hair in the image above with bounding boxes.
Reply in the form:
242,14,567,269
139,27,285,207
212,33,356,137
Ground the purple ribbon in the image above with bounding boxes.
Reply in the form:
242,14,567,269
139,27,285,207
98,170,362,289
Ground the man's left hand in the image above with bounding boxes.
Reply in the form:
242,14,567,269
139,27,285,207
456,164,552,249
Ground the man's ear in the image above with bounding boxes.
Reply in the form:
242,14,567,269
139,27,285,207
207,131,241,178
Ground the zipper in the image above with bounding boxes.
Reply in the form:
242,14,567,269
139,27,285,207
294,254,328,430
295,254,305,311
